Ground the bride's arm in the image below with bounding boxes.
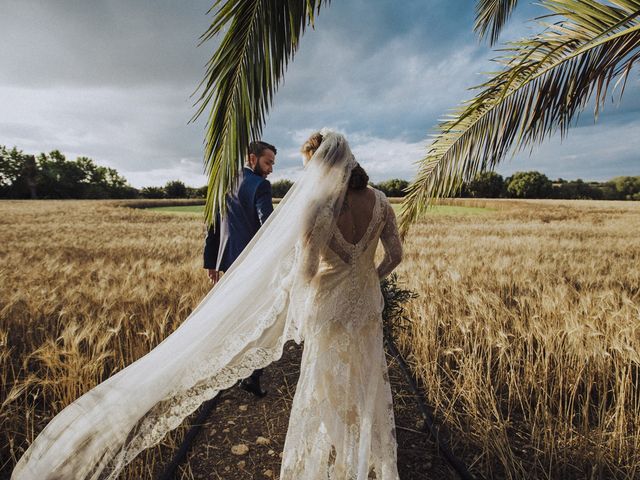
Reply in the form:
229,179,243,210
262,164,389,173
299,204,323,281
377,200,403,279
301,242,320,281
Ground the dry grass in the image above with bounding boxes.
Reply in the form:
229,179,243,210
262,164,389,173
398,199,640,479
0,200,211,478
1,198,639,479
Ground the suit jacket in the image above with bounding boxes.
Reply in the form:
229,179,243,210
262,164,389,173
203,167,273,271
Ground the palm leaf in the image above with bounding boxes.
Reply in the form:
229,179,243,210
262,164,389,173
475,0,521,45
400,0,640,234
192,0,330,225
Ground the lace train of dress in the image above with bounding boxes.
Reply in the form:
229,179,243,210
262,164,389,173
280,188,403,480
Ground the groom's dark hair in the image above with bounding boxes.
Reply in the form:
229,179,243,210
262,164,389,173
248,141,277,157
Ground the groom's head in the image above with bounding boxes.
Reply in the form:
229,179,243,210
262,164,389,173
247,141,277,178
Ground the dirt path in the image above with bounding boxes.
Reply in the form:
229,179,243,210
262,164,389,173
174,341,458,479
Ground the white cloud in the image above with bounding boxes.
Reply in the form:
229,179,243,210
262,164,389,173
270,128,425,183
349,133,426,182
503,116,640,181
0,84,207,178
122,160,207,188
0,0,637,189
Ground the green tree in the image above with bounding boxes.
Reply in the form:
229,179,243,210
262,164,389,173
37,152,136,199
36,151,86,198
74,156,136,198
22,154,39,199
271,179,294,198
165,180,188,198
186,186,207,199
1,146,137,199
599,181,622,200
374,179,409,198
466,171,504,198
191,1,640,229
104,170,138,199
0,146,38,198
551,179,603,200
0,146,20,193
506,171,552,199
140,186,166,199
195,186,209,198
610,176,640,199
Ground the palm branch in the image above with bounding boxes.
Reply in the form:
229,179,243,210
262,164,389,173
475,0,521,45
400,0,640,234
192,0,329,225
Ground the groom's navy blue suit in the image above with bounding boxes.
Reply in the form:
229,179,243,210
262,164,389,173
203,167,273,272
203,166,273,391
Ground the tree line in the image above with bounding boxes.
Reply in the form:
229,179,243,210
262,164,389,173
460,171,640,201
1,145,638,201
277,173,640,201
1,146,138,199
0,146,208,200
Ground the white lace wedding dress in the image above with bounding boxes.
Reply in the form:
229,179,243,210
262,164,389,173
11,132,403,480
280,187,403,480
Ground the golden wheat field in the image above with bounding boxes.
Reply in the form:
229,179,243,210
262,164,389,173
1,198,639,479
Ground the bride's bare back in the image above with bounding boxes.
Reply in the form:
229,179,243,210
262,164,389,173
335,187,377,245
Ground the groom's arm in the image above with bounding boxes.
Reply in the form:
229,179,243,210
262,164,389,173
255,180,273,225
203,211,222,276
203,224,220,269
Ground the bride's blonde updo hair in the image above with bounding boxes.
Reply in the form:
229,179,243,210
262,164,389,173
300,132,324,162
300,131,369,190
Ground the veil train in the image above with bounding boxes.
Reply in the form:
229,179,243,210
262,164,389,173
12,131,357,480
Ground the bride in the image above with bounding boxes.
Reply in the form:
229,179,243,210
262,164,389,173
12,130,403,480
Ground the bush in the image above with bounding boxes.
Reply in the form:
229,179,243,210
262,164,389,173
271,179,294,198
466,171,504,198
506,171,552,199
140,186,166,199
551,179,603,200
185,186,206,199
374,179,409,197
164,180,187,198
609,176,640,200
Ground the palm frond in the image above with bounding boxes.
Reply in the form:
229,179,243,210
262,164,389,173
400,0,640,234
475,0,521,45
192,0,330,225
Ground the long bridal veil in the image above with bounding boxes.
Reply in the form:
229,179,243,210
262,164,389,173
12,131,357,480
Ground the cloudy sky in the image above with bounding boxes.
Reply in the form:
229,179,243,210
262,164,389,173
1,0,638,188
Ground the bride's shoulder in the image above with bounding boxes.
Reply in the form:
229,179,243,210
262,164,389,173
368,186,390,203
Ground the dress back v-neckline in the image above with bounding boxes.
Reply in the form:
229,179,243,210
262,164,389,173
334,189,381,250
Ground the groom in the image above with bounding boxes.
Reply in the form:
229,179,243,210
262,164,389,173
203,140,277,397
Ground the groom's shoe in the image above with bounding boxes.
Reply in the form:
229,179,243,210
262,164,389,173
238,376,268,398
